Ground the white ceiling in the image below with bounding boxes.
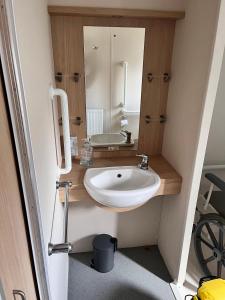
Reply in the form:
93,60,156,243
47,0,186,11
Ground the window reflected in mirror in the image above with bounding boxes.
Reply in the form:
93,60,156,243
83,26,145,147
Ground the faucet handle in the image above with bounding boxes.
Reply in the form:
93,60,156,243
136,154,149,169
121,130,132,144
136,154,149,160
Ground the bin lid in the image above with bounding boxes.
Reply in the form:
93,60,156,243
93,234,116,251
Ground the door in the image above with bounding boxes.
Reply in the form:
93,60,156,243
0,72,37,299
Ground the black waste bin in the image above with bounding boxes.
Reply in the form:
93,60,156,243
91,234,117,273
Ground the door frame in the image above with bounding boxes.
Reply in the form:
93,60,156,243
0,1,50,299
175,0,225,287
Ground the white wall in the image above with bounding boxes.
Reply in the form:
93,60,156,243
12,1,68,299
48,0,185,11
204,52,225,165
158,0,220,282
69,197,162,253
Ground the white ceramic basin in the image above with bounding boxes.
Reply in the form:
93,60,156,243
84,166,160,208
90,133,134,147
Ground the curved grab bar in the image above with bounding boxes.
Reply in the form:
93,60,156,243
50,87,72,175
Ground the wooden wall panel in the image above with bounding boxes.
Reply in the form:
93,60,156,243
51,16,87,142
66,17,87,139
138,20,175,155
51,15,67,137
51,16,67,91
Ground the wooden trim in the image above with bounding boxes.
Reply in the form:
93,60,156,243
48,6,185,20
0,68,37,300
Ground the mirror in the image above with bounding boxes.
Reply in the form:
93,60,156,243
83,26,145,147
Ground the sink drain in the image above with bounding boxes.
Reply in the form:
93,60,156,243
117,174,122,178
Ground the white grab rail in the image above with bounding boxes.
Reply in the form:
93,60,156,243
203,164,225,170
121,61,128,108
50,87,72,175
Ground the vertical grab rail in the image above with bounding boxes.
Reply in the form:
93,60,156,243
62,182,70,244
49,87,72,175
48,181,72,255
121,61,128,108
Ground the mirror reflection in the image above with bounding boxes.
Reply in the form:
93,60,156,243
83,26,145,147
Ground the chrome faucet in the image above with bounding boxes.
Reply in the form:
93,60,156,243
137,154,149,170
120,130,132,144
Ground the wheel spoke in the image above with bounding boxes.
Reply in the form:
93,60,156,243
203,256,216,265
205,223,219,248
217,260,223,277
199,236,214,250
219,228,224,251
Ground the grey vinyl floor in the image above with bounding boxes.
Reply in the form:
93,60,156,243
68,245,175,300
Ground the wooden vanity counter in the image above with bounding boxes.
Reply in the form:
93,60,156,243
59,155,182,205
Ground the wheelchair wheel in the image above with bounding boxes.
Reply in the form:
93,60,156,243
194,213,225,277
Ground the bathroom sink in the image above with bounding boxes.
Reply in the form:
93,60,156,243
84,166,160,208
90,133,134,147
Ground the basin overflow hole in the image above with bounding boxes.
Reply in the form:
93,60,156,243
117,174,122,178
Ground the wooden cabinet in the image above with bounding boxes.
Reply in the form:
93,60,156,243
49,7,180,155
